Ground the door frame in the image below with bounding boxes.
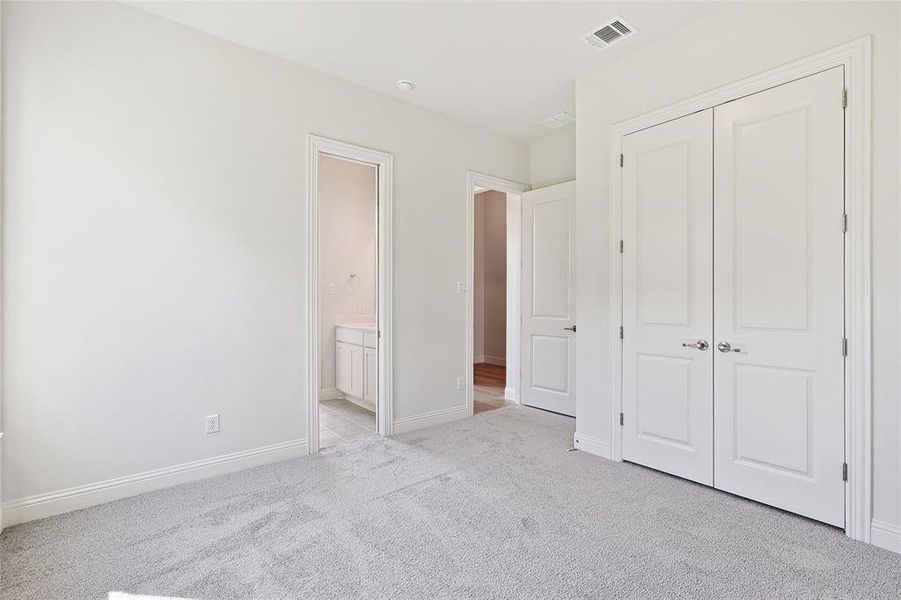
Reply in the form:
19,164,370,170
607,37,872,541
466,171,530,416
306,135,394,453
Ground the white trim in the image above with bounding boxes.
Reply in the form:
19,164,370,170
307,135,394,454
505,192,523,404
393,404,468,434
0,434,4,531
607,37,872,542
1,438,309,527
0,5,5,533
342,394,376,414
319,387,345,401
573,432,611,460
474,355,506,366
871,520,901,554
466,172,530,417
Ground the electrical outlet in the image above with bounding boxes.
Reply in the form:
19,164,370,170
205,414,220,434
456,281,467,294
456,376,465,391
327,282,337,295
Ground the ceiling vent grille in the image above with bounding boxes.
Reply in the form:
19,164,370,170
539,111,575,129
581,17,636,51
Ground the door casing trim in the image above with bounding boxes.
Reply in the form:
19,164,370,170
306,135,394,452
607,37,872,542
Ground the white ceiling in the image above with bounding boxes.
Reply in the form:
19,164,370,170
130,2,722,142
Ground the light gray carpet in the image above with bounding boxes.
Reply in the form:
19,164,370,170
2,406,900,599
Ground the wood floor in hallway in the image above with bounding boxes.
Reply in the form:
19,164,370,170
473,362,511,414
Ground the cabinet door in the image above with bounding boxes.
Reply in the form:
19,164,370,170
363,346,378,404
336,341,353,395
349,344,365,399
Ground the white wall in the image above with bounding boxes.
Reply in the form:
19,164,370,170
473,191,506,363
318,156,377,393
574,1,900,543
530,128,575,189
1,1,528,513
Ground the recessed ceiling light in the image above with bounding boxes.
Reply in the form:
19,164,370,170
396,79,415,91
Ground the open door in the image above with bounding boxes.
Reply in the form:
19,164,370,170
520,181,576,416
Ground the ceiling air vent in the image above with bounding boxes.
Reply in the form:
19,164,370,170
581,17,635,51
539,111,575,129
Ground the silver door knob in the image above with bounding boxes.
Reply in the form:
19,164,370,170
717,341,741,353
682,340,709,351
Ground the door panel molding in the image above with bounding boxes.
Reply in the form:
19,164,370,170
606,37,872,542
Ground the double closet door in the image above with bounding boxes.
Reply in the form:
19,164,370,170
621,67,845,527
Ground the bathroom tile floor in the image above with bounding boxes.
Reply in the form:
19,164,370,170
319,398,377,449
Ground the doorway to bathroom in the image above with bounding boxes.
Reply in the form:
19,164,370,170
307,136,394,453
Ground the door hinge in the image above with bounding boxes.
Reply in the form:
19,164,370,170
842,88,848,109
619,412,624,426
842,462,848,481
619,325,624,340
619,153,624,167
378,330,382,338
841,338,848,357
841,213,848,233
619,240,624,253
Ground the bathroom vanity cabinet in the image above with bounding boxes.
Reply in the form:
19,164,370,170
335,324,377,411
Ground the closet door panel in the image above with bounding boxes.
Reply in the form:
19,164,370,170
713,67,845,527
621,109,714,485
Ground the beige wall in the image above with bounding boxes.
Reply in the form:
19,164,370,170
474,191,507,362
574,1,900,540
1,1,529,512
319,156,377,392
530,128,575,189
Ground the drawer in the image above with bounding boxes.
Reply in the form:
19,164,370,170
335,327,364,346
363,332,377,348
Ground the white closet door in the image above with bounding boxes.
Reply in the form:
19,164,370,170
521,181,576,416
621,110,714,485
713,67,845,526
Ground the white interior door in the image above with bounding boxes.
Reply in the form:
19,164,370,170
621,110,714,485
521,181,576,416
713,67,845,526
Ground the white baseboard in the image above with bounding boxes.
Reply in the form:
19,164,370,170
871,520,901,554
319,387,344,401
344,394,376,413
474,355,506,366
393,404,468,434
1,437,309,527
573,432,612,459
504,387,518,402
